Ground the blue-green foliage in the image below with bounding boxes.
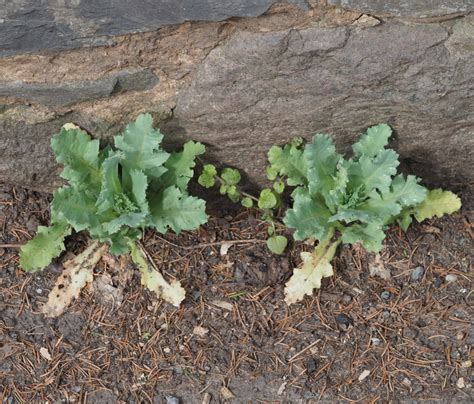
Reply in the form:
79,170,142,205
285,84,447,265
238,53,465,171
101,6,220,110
272,124,429,252
20,114,207,270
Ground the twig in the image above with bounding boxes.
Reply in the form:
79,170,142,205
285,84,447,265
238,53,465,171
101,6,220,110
288,339,321,362
0,243,24,248
152,235,266,250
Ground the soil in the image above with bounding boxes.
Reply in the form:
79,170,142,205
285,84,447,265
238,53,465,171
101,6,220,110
0,183,473,403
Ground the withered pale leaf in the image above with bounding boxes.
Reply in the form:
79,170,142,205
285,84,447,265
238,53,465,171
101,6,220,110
284,238,339,305
42,241,107,317
130,242,185,307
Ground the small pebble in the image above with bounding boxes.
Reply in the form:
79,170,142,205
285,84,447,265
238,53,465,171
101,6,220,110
165,396,180,404
380,291,391,300
456,332,465,340
36,288,42,294
401,378,412,388
381,310,390,320
402,327,418,339
413,385,424,395
342,294,352,305
446,274,458,283
163,347,171,354
457,377,465,389
336,313,354,331
371,337,381,346
304,357,317,374
72,386,82,393
450,350,461,360
433,276,443,288
410,266,424,281
461,360,472,368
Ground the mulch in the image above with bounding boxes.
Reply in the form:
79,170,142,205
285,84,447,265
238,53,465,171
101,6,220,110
1,183,473,403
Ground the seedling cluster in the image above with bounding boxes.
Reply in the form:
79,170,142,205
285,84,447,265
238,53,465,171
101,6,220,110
20,116,461,314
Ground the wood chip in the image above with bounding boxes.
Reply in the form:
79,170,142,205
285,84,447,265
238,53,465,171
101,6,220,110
369,253,391,280
211,300,233,311
461,360,472,368
277,381,287,395
193,326,209,338
40,347,52,361
358,369,371,382
421,225,441,234
201,392,212,404
220,386,234,400
93,273,124,306
220,242,233,256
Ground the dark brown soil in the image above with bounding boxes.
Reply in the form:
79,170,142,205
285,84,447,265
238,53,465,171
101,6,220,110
1,183,473,403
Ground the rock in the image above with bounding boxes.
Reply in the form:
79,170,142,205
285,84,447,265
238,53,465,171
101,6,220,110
445,274,458,283
380,291,391,301
402,327,418,339
336,313,354,331
413,385,424,395
445,17,474,60
0,7,473,194
0,0,309,57
328,0,473,18
381,311,391,320
173,20,473,189
165,396,181,404
410,266,425,281
352,14,381,27
304,357,318,374
358,369,371,382
433,276,443,288
342,294,352,305
371,337,381,346
0,69,159,107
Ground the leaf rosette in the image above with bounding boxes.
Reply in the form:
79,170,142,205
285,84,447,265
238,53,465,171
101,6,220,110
20,113,208,309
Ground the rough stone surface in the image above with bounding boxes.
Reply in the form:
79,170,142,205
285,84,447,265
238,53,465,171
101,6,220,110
328,0,474,18
0,4,473,193
0,69,159,106
0,0,308,56
173,20,474,187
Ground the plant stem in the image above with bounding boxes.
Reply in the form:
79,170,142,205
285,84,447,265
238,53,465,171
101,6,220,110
214,173,259,202
313,228,341,263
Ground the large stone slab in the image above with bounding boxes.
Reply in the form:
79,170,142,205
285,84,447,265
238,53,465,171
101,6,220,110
173,20,474,187
0,5,473,193
328,0,474,17
0,0,308,56
0,69,159,106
